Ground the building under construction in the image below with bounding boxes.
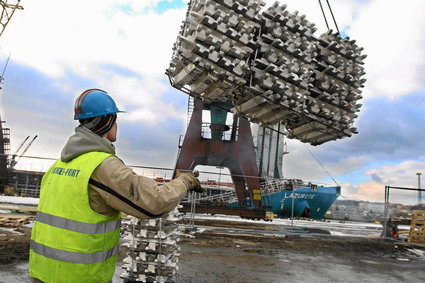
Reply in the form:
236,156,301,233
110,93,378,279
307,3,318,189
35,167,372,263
0,117,42,197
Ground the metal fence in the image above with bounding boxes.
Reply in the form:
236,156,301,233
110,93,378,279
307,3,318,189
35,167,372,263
2,155,328,222
382,185,425,238
2,157,242,202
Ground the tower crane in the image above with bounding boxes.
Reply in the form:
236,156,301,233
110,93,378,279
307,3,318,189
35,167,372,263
9,135,37,168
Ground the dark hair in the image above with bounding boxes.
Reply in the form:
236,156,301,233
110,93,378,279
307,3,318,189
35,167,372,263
80,113,117,136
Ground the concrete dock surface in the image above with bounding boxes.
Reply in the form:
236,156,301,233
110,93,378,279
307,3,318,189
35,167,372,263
1,215,424,283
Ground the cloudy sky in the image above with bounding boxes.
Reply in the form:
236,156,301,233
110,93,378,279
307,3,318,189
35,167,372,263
0,0,424,203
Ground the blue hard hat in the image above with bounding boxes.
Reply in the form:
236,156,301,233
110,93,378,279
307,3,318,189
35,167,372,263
74,89,125,120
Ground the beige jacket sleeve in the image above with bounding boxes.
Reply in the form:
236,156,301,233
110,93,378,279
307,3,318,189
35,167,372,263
87,156,189,218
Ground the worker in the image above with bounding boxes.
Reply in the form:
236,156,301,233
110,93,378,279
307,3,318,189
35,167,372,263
390,222,399,239
29,88,201,283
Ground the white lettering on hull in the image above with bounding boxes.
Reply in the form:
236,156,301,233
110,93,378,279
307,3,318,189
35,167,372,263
283,192,316,200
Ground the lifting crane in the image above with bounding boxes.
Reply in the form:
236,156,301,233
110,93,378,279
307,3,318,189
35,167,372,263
0,0,23,38
9,135,37,168
0,0,23,86
167,0,365,220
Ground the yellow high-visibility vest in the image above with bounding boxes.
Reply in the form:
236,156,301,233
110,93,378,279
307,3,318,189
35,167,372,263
29,151,121,283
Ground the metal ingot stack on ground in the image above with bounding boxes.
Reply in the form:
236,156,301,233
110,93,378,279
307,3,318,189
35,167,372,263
120,207,182,283
166,0,366,145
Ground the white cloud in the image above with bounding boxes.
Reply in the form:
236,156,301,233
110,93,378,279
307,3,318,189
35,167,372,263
282,138,370,183
365,160,425,188
341,160,425,202
0,0,190,125
56,64,187,125
3,0,424,101
0,0,186,78
343,181,385,202
349,0,425,99
2,103,75,169
263,0,362,35
264,0,425,100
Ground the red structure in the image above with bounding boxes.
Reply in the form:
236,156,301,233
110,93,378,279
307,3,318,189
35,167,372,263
175,98,265,215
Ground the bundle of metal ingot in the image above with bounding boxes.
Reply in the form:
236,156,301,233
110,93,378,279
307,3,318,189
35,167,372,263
238,2,318,126
120,207,182,283
283,29,366,144
167,0,366,145
241,2,366,145
167,0,264,101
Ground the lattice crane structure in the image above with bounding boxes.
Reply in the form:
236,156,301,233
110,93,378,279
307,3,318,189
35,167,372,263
0,0,23,38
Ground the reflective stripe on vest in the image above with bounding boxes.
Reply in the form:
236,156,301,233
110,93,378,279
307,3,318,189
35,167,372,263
30,240,119,264
35,211,121,234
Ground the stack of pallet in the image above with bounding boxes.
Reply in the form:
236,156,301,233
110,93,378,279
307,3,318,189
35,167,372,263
0,204,36,228
167,0,366,145
120,207,182,283
408,210,425,244
0,214,32,228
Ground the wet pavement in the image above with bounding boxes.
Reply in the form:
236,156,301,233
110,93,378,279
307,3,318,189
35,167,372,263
1,215,424,283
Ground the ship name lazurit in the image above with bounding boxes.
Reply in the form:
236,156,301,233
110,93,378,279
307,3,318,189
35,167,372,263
283,193,316,199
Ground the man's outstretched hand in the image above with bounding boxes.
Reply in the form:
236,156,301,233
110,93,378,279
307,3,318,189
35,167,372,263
175,170,203,193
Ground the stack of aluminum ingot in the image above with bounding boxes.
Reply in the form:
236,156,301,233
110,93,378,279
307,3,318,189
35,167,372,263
166,0,366,145
242,2,318,126
120,207,182,283
168,0,263,101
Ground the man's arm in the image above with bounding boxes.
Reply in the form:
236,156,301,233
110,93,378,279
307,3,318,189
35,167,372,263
88,156,197,218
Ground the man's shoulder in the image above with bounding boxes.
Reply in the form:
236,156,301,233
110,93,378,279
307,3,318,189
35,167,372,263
94,156,126,176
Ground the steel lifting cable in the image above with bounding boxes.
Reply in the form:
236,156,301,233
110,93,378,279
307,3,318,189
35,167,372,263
326,0,341,35
281,128,340,188
303,143,340,188
317,0,330,30
1,53,11,80
318,0,341,35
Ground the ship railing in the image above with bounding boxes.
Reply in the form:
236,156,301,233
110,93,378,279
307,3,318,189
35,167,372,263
181,189,238,204
260,178,318,195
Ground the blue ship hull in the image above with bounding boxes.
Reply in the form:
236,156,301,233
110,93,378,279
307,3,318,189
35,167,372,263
262,186,341,220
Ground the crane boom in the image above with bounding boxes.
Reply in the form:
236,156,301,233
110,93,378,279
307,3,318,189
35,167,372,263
20,134,37,156
14,135,29,154
9,134,37,168
0,0,23,38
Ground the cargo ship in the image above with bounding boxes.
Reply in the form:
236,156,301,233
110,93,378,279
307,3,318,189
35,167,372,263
254,122,341,220
185,177,341,220
260,180,341,219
